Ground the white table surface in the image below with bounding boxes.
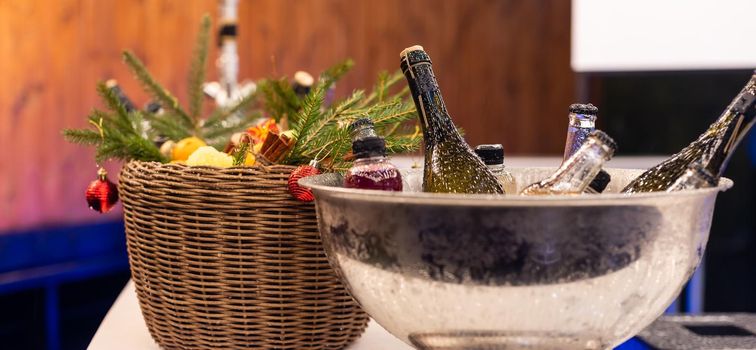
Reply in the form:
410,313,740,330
88,280,413,350
88,156,666,350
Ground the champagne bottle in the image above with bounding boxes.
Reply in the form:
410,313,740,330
400,45,504,194
562,103,611,193
521,130,616,195
666,162,717,192
623,72,756,193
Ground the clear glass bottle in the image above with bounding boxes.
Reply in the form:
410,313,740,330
666,162,717,192
344,136,403,191
521,130,617,195
563,103,598,159
474,144,516,194
400,45,503,194
562,103,611,193
623,72,756,193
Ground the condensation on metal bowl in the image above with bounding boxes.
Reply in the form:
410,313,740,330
299,168,732,350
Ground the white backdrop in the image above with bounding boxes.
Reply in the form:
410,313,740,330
572,0,756,72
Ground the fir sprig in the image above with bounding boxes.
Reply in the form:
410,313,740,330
280,68,420,171
66,15,260,163
122,51,194,133
64,82,165,163
65,15,419,170
318,58,355,92
144,113,192,141
288,84,327,159
188,14,211,120
257,78,301,122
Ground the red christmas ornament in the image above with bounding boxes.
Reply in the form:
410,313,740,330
86,167,119,213
288,160,321,202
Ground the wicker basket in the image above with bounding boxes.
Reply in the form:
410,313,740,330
119,161,368,349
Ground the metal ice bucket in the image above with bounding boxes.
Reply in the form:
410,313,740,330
299,167,732,350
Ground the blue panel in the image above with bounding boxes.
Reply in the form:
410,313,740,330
0,220,129,294
615,337,652,350
0,220,126,273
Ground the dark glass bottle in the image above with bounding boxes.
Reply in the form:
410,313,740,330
344,136,403,191
293,71,314,98
144,101,163,115
521,130,617,195
105,79,136,112
562,103,611,193
400,45,503,194
623,72,756,193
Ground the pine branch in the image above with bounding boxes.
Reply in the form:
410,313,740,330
203,91,258,131
145,113,192,141
67,104,166,163
318,58,354,91
284,85,326,163
62,129,102,145
231,139,251,166
188,15,211,120
258,78,300,121
384,133,422,154
202,110,260,143
299,90,364,147
97,83,135,134
123,51,194,132
361,70,404,105
122,134,165,162
370,101,416,126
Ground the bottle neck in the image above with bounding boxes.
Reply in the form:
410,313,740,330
401,52,459,144
568,112,597,128
702,74,756,177
354,155,389,165
563,112,597,160
668,164,717,191
486,163,505,175
351,125,378,141
549,139,613,192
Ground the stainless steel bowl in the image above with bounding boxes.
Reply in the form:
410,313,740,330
300,167,732,350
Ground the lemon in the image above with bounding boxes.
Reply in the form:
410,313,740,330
244,152,256,166
172,136,206,161
186,146,234,168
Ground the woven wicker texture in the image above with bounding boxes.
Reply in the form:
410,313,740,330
119,161,368,349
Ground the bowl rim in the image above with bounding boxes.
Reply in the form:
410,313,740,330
299,167,733,206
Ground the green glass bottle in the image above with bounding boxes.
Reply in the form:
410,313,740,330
622,72,756,193
400,45,504,194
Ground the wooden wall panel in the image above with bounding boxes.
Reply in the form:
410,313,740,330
0,0,574,231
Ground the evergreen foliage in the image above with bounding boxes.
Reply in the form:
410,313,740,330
63,83,165,163
281,68,421,171
64,15,421,172
65,16,258,162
